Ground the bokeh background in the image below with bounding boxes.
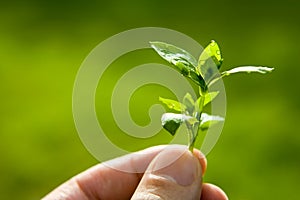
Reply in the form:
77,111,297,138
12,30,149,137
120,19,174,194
1,0,300,199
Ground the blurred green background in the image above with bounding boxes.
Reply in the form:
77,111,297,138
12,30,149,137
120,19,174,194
1,0,300,199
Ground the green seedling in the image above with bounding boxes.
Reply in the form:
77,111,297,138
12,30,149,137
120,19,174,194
150,40,274,152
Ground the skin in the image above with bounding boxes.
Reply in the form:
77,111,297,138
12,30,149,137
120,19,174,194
43,145,228,200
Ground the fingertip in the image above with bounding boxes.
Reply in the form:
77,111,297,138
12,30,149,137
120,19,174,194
148,147,201,186
201,183,228,200
192,149,207,175
132,147,203,199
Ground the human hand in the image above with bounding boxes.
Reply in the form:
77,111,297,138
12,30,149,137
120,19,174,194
43,145,228,200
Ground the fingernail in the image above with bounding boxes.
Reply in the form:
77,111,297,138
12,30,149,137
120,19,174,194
149,147,201,186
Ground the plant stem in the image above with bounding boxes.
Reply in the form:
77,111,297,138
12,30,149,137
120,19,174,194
188,92,205,152
189,141,194,152
186,124,194,151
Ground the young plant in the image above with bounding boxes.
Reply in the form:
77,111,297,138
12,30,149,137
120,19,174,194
150,40,273,152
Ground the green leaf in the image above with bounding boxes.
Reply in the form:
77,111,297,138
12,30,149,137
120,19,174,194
150,41,198,67
183,93,195,115
198,40,223,68
222,66,274,76
200,113,224,130
150,41,206,89
197,40,223,83
209,66,274,87
197,91,220,107
161,113,183,135
161,113,198,135
161,113,185,135
204,91,219,106
159,97,186,112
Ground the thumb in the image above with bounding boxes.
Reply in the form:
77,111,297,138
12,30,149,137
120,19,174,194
131,146,202,200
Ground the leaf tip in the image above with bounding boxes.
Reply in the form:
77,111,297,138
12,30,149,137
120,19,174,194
258,66,275,74
149,41,157,48
268,67,275,72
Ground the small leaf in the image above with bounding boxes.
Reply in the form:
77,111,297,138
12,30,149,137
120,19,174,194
159,97,186,112
204,91,219,106
150,41,206,89
161,113,188,135
209,66,274,87
198,40,223,68
150,41,198,67
197,40,223,83
200,113,224,130
196,91,219,109
222,66,274,76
